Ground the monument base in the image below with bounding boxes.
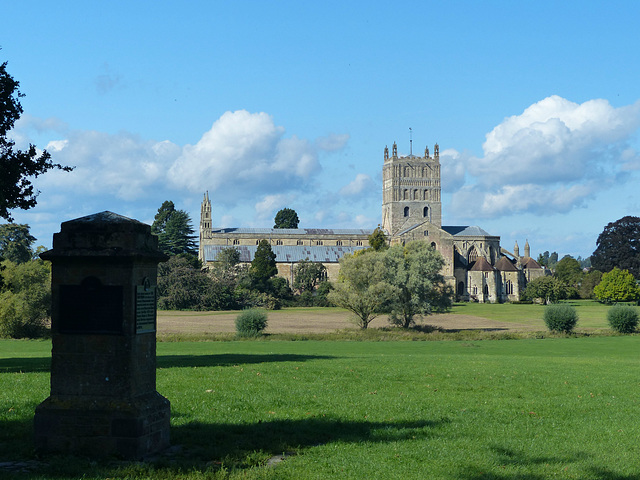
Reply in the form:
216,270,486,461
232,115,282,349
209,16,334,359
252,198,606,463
34,392,170,459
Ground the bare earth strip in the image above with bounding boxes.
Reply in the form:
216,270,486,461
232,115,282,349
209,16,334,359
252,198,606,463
157,310,536,335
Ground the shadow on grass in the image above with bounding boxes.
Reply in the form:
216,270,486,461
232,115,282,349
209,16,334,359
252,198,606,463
0,357,50,373
457,444,640,480
157,353,336,369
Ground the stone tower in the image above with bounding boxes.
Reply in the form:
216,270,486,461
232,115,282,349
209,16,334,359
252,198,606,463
199,192,212,259
381,141,442,235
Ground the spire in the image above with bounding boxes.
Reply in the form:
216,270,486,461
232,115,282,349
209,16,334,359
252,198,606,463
514,240,520,258
524,239,530,258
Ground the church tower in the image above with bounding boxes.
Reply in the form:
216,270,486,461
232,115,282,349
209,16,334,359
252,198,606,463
381,141,442,235
199,192,212,260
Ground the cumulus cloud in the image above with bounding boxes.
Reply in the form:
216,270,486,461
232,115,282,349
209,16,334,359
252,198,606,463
339,173,376,196
168,110,322,199
254,194,293,219
315,133,350,151
449,95,640,219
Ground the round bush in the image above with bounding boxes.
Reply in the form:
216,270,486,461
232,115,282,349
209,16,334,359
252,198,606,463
235,308,268,337
607,304,639,333
543,304,578,333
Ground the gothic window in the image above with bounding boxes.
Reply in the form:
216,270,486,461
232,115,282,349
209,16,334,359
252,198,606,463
457,281,465,296
232,239,239,245
472,286,478,295
297,240,304,245
336,240,342,246
468,247,478,264
413,189,418,200
356,240,362,246
403,189,408,200
275,240,283,246
256,240,261,245
404,206,409,217
483,284,489,295
316,240,323,246
431,242,437,250
424,190,428,200
506,280,513,295
423,206,429,217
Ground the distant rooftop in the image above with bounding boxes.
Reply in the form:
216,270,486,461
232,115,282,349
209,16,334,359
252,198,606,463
202,244,367,264
211,227,374,236
442,225,495,237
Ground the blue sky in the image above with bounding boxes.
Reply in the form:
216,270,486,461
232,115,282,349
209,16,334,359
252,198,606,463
3,1,640,259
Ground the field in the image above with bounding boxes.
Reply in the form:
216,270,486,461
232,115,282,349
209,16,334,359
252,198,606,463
1,301,639,479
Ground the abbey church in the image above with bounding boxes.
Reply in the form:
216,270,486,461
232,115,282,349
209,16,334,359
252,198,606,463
199,142,545,302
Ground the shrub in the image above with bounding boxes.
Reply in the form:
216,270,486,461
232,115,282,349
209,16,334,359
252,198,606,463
607,304,639,333
235,308,268,337
543,304,578,333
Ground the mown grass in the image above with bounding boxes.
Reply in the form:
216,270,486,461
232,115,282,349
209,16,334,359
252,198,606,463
1,336,640,479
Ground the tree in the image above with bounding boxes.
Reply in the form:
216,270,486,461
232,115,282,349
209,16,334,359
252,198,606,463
274,208,299,229
327,251,396,329
0,258,50,338
250,239,277,287
591,216,640,278
292,259,326,293
593,267,640,303
1,61,72,221
579,269,602,299
0,223,35,263
383,241,452,328
368,226,388,251
522,276,569,304
554,256,583,286
157,256,220,310
151,201,197,257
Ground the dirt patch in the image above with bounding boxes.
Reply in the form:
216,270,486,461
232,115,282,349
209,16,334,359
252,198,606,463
157,310,535,335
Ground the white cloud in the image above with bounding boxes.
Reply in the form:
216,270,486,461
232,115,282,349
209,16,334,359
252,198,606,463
339,173,376,196
315,133,350,151
168,110,321,198
449,95,640,219
254,194,292,219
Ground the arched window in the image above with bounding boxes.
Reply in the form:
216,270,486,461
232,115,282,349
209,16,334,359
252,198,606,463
468,247,478,264
232,239,239,245
403,206,409,217
483,284,489,295
275,240,283,246
297,240,304,245
403,189,408,200
430,242,437,250
316,240,323,246
506,280,513,295
356,240,362,246
413,189,418,200
423,206,429,217
336,240,342,246
457,281,465,296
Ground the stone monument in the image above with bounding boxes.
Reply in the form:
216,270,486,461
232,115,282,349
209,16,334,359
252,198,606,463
34,211,170,458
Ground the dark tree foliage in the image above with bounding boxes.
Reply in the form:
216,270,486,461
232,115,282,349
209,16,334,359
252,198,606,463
151,200,197,257
292,258,326,293
250,239,277,286
591,216,640,278
0,61,73,221
368,226,388,251
0,223,35,263
554,256,583,286
273,208,299,229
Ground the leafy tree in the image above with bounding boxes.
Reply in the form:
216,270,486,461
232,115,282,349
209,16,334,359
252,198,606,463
522,276,568,304
593,267,640,303
554,256,583,286
591,216,640,278
0,223,35,263
383,241,452,328
579,269,603,299
0,61,73,221
368,226,388,251
250,239,277,288
151,201,197,257
157,256,218,310
0,258,50,338
327,250,396,329
292,259,326,293
274,208,299,229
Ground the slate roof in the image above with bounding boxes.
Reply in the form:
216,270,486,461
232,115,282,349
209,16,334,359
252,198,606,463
202,245,367,263
522,257,543,269
211,227,374,236
442,225,495,237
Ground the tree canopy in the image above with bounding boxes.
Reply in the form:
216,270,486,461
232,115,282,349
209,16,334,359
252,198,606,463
383,241,452,328
591,216,640,278
0,223,35,263
292,258,326,293
554,255,583,286
274,208,299,229
593,267,640,303
151,201,197,257
0,61,73,221
522,276,569,304
250,239,278,284
368,227,388,251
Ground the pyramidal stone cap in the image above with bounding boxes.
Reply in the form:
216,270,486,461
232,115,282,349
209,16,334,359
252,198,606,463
40,211,168,260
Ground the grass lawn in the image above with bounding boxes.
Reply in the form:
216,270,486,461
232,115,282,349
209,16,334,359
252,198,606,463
449,299,637,330
1,336,640,479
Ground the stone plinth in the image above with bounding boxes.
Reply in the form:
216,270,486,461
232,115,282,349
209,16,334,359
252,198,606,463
34,212,170,458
